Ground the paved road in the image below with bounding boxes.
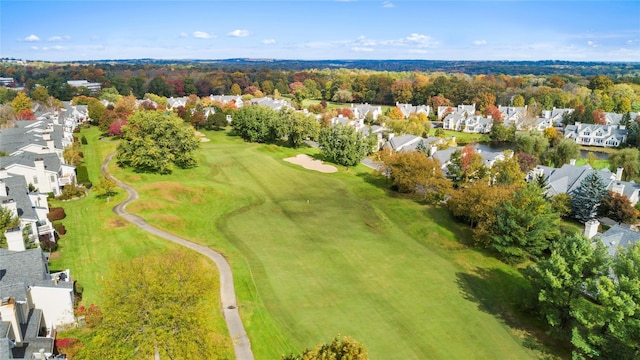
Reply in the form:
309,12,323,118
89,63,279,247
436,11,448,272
101,153,254,360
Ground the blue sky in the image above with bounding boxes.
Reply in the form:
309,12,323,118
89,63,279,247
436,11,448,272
1,1,639,62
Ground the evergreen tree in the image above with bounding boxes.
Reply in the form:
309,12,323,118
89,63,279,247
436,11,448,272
621,111,631,129
415,139,428,154
571,172,607,223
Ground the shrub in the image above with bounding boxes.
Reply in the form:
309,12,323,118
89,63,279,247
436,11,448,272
54,223,66,236
73,136,79,142
76,165,89,183
57,184,86,200
47,192,55,199
75,303,103,328
55,337,82,359
81,135,88,144
74,282,84,306
40,238,58,252
47,207,66,221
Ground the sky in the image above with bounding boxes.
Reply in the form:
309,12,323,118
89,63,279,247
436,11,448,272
1,0,639,62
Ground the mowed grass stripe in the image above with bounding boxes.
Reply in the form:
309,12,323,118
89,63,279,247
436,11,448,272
108,128,539,359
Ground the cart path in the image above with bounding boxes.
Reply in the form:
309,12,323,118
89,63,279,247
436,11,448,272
101,152,254,360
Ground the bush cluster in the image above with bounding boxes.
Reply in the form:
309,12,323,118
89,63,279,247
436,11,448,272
47,207,66,221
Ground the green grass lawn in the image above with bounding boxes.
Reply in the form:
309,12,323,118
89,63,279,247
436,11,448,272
439,129,488,144
107,128,556,359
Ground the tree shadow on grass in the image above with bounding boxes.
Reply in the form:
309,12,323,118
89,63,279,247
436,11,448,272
456,268,569,359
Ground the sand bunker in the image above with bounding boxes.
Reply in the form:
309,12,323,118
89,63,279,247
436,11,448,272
283,154,338,173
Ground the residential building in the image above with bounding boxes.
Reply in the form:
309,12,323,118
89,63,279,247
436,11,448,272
395,103,431,118
564,122,627,148
540,108,574,127
351,103,382,122
0,77,15,87
248,97,292,111
0,247,74,359
0,153,76,197
67,80,101,94
583,219,640,257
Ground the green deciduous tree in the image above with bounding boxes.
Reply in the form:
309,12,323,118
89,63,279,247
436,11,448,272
116,110,199,174
232,105,280,143
489,183,559,263
0,206,20,248
544,138,580,167
571,172,608,223
281,109,320,148
608,148,640,181
525,234,608,333
147,77,172,97
490,151,526,187
79,251,228,359
318,124,371,167
94,175,117,202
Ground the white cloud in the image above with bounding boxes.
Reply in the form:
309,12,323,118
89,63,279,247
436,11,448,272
50,46,64,51
380,33,437,48
587,40,597,47
352,47,374,52
228,29,250,37
31,46,39,50
193,31,214,39
473,40,487,46
48,35,70,42
262,39,276,45
408,49,428,54
383,1,395,8
179,32,188,38
24,34,40,42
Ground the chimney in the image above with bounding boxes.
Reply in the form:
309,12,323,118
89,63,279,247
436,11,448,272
616,167,624,181
430,145,438,156
584,219,600,240
5,227,25,252
34,158,45,174
2,199,17,217
46,139,55,152
611,182,624,196
569,159,576,165
0,168,7,179
0,180,6,197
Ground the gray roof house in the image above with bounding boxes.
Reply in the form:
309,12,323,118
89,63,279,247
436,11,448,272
0,247,74,359
531,163,640,206
498,105,527,129
564,122,627,148
395,103,431,118
583,219,640,257
249,97,292,111
350,103,382,121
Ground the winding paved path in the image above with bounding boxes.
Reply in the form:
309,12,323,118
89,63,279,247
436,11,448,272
101,152,254,360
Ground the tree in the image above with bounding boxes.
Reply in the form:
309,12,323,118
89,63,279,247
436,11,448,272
127,76,146,99
318,124,371,167
87,98,106,125
63,142,83,166
592,109,606,125
147,77,172,97
608,148,640,181
11,92,32,113
30,86,49,102
0,206,20,248
491,152,525,186
231,105,280,143
391,79,413,104
588,75,614,92
283,335,368,360
98,109,119,133
446,146,489,187
281,109,320,148
116,110,199,174
79,251,227,358
544,138,580,167
94,175,117,202
571,171,607,223
549,193,573,218
515,152,538,173
378,150,451,204
488,183,559,263
598,190,637,224
512,94,525,107
332,89,353,103
484,105,502,122
99,86,121,104
489,122,515,142
572,244,640,359
525,234,608,334
515,132,549,157
16,109,36,120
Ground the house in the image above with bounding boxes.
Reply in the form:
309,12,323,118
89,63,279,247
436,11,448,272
531,163,640,206
438,104,475,121
0,77,15,87
0,247,74,359
540,108,574,127
564,122,627,148
583,219,640,257
462,115,493,134
330,114,364,131
166,97,188,110
1,175,55,250
395,103,431,118
248,97,292,111
0,153,76,196
498,105,527,129
209,95,244,109
351,103,382,122
67,79,101,94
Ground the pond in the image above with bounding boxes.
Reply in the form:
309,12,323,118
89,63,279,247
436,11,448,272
473,142,609,160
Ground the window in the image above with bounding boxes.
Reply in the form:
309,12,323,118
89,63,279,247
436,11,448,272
50,175,55,183
33,176,38,185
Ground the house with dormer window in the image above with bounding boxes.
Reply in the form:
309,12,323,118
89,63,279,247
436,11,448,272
564,122,627,148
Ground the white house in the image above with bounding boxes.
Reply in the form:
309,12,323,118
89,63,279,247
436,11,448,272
67,79,101,94
0,247,74,359
0,153,76,196
351,103,382,121
396,103,431,118
564,122,627,148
